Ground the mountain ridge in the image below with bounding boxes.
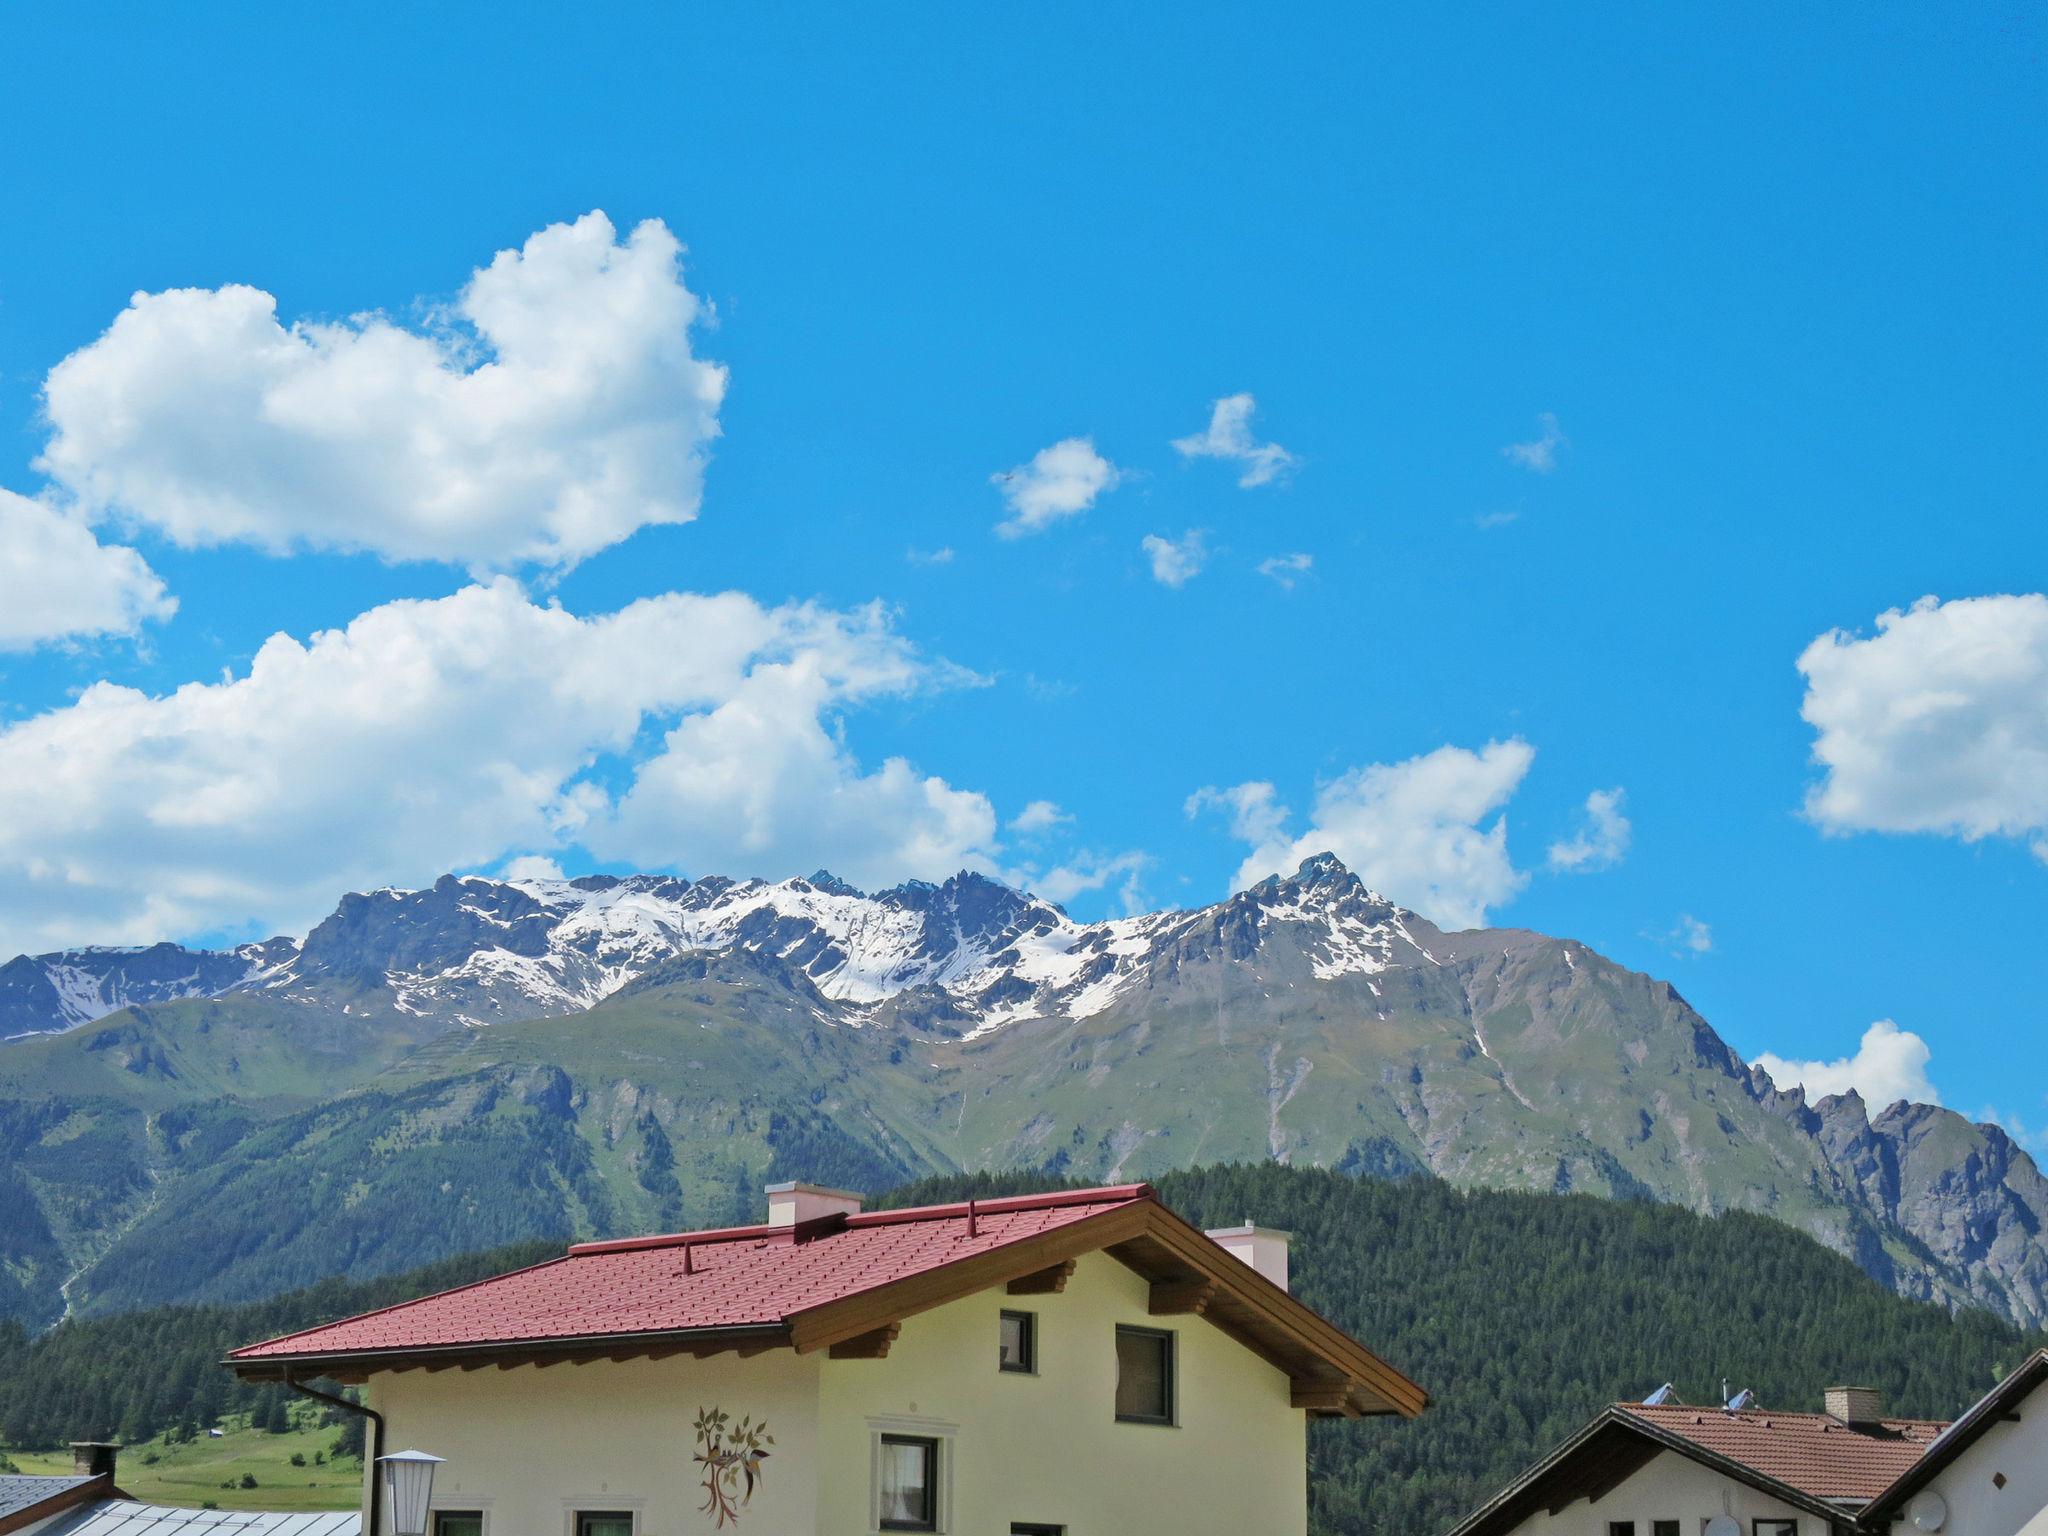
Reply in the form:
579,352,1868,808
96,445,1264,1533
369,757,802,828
0,855,2041,1333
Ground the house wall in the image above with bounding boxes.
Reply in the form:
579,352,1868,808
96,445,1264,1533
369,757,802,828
368,1346,823,1536
1500,1449,1819,1536
815,1250,1308,1536
365,1250,1310,1536
1905,1390,2048,1536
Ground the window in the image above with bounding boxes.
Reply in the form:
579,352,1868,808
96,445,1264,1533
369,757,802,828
1012,1526,1065,1535
1655,1521,1680,1536
999,1309,1037,1373
878,1434,939,1532
1114,1325,1175,1424
434,1517,483,1536
1753,1523,1798,1536
576,1516,633,1536
1609,1523,1636,1536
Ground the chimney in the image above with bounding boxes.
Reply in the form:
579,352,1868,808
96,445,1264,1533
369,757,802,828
1205,1222,1291,1292
765,1181,863,1227
1826,1386,1883,1426
71,1441,118,1479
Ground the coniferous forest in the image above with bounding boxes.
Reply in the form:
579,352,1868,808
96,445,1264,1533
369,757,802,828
3,1165,2040,1536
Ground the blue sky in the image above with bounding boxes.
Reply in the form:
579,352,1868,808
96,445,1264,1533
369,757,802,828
0,4,2042,1132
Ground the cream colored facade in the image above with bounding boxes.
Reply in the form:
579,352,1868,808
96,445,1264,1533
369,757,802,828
368,1252,1307,1536
1495,1449,1827,1536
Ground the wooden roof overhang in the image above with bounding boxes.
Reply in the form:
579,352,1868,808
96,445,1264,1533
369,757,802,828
227,1324,794,1386
228,1196,1425,1420
1444,1409,1863,1536
1863,1349,2048,1522
779,1197,1422,1419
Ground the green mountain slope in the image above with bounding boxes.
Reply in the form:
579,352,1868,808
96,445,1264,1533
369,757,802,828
2,862,2042,1330
2,1166,2039,1536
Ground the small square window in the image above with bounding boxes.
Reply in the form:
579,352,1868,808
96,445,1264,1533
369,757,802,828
434,1517,483,1536
1654,1521,1680,1536
1610,1522,1636,1536
1115,1325,1175,1424
576,1516,633,1536
1000,1309,1037,1373
1754,1522,1798,1536
879,1434,939,1532
1012,1525,1065,1536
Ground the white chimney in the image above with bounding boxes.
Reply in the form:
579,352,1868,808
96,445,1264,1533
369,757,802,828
765,1181,864,1227
1205,1222,1291,1291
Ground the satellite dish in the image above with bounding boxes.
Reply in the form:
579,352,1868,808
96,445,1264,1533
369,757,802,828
1905,1492,1948,1533
1706,1514,1740,1536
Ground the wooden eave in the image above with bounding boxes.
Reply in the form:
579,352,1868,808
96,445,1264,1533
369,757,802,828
785,1197,1426,1420
225,1323,794,1385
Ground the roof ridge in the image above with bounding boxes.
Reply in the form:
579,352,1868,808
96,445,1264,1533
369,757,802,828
847,1183,1155,1227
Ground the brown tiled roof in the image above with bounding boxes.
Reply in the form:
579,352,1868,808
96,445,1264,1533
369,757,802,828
1615,1403,1947,1503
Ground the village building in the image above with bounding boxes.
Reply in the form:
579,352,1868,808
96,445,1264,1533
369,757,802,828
0,1445,359,1536
1862,1351,2048,1536
1444,1389,1947,1536
228,1182,1425,1536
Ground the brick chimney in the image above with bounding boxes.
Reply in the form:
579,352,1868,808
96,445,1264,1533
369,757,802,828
765,1181,863,1226
70,1441,118,1479
1205,1222,1291,1292
1826,1385,1883,1426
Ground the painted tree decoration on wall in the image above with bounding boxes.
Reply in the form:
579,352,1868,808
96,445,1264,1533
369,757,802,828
693,1406,773,1527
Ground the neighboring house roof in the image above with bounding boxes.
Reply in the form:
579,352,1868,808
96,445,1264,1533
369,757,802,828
39,1505,359,1535
228,1183,1426,1419
0,1475,104,1534
1445,1402,1948,1536
1863,1350,2048,1522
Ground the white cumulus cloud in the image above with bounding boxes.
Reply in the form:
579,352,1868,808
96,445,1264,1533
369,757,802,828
1172,393,1296,487
35,211,725,572
991,437,1121,537
1548,786,1631,872
1008,800,1072,836
0,489,176,650
1189,739,1536,928
1798,594,2048,862
1755,1019,1941,1108
1503,412,1567,473
1256,552,1313,591
0,581,996,956
1141,529,1208,588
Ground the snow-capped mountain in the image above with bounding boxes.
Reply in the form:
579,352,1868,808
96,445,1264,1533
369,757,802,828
0,853,1444,1041
0,938,293,1042
3,853,2046,1337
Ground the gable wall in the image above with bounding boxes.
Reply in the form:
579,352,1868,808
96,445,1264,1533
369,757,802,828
815,1249,1307,1536
1500,1448,1824,1536
1905,1385,2048,1536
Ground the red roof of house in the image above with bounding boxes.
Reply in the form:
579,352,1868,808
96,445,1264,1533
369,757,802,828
1616,1403,1946,1503
232,1186,1151,1362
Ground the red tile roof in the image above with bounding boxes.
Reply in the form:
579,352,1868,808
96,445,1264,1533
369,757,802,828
231,1186,1152,1363
1615,1403,1947,1503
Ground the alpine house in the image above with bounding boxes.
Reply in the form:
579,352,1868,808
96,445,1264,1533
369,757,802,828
228,1182,1425,1536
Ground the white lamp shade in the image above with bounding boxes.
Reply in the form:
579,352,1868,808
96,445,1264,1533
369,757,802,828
378,1448,444,1536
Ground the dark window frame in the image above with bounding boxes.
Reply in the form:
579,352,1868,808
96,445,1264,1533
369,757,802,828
574,1516,634,1536
1753,1522,1798,1536
1654,1521,1681,1536
1609,1523,1636,1536
878,1433,940,1533
1011,1525,1066,1536
433,1516,485,1536
999,1308,1038,1374
1114,1323,1177,1425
